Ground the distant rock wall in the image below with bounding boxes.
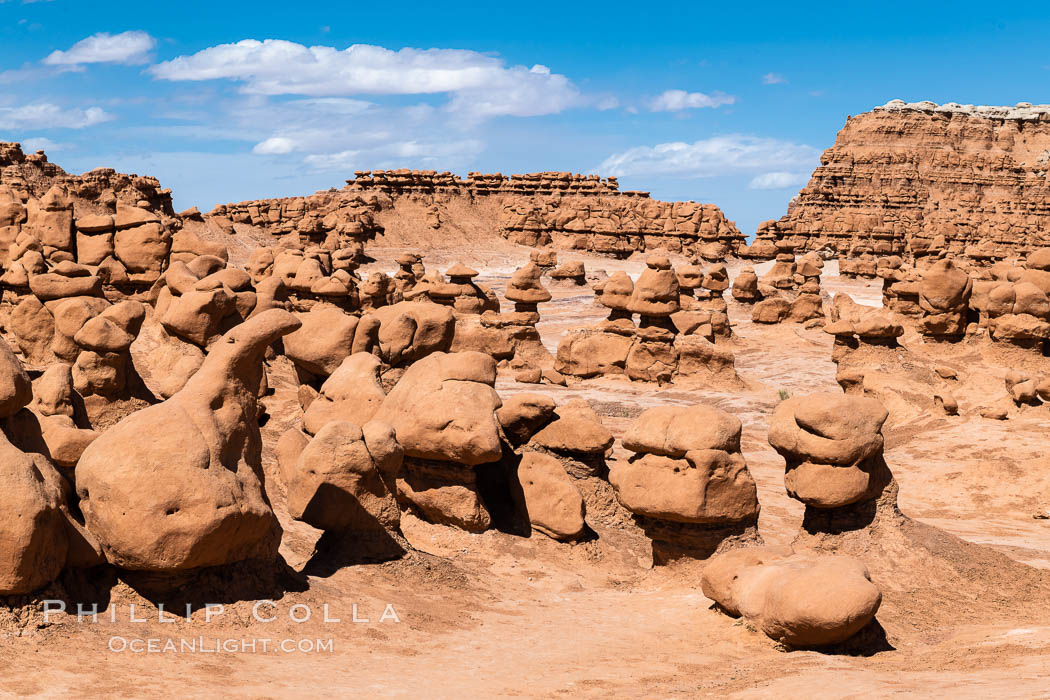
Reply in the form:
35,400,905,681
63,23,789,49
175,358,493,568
754,101,1050,261
213,169,745,260
0,142,175,217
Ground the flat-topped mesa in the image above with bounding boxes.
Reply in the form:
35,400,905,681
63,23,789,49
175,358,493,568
757,101,1050,261
213,168,744,260
0,142,175,217
345,169,631,197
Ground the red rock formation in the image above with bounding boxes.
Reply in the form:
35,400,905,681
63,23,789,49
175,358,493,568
757,101,1050,260
0,142,175,217
213,169,744,260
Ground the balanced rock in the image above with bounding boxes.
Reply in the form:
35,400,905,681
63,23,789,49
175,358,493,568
611,404,760,562
768,393,890,509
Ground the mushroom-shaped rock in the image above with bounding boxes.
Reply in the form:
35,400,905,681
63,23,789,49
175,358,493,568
702,264,730,293
676,264,703,291
622,404,740,457
918,258,972,337
701,546,882,647
505,262,552,305
853,311,904,341
374,351,501,466
767,393,889,509
530,405,614,454
611,404,759,562
628,257,680,316
598,271,634,312
445,263,478,280
75,309,301,571
731,267,761,303
372,351,501,532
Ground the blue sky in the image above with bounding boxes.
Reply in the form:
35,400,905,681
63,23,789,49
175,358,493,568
2,1,1049,234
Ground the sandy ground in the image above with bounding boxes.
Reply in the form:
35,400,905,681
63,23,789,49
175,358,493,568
5,243,1050,698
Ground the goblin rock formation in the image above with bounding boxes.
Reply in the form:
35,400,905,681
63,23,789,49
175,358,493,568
755,101,1050,260
76,310,300,571
557,256,743,386
611,405,760,563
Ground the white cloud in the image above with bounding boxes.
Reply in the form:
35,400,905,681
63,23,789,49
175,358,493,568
302,149,359,171
748,171,810,190
762,72,787,85
598,135,818,179
43,31,156,66
648,89,735,112
150,40,581,117
20,136,64,152
0,103,112,130
252,136,296,154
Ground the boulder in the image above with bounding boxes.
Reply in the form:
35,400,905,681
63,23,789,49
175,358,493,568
302,353,386,435
368,301,455,366
284,420,401,533
628,256,680,316
76,310,301,571
283,305,360,376
701,547,882,647
373,351,501,466
0,337,32,418
496,393,557,445
767,393,889,509
0,435,68,594
515,452,586,541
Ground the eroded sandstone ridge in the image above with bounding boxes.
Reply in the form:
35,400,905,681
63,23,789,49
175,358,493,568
752,100,1050,260
0,142,174,217
211,170,745,260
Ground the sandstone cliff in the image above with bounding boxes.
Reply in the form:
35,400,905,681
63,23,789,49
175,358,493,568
755,100,1050,260
212,170,744,259
0,142,175,218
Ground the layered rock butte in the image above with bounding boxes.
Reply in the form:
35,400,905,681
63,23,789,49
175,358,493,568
757,100,1050,259
210,170,745,260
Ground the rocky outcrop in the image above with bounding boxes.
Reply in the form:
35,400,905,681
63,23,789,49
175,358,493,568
212,169,744,260
757,101,1050,260
75,310,300,572
0,142,175,217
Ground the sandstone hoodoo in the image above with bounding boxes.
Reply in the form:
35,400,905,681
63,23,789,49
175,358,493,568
557,255,743,386
610,404,760,563
768,393,891,511
918,257,972,339
76,309,301,572
494,395,613,542
757,101,1050,260
373,351,503,532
